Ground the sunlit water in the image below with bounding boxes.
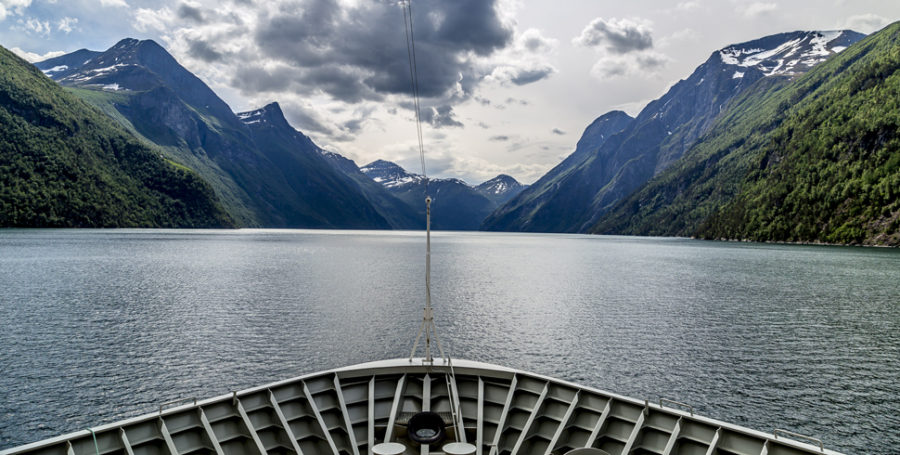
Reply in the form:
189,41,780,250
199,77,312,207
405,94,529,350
0,230,898,453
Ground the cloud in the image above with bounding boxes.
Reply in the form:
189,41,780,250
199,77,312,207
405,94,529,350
677,1,700,10
420,105,463,128
177,2,204,23
187,38,223,62
589,51,670,79
24,17,50,36
519,28,556,53
99,0,128,7
551,128,565,135
9,46,65,62
487,63,555,86
133,7,174,32
843,14,890,34
740,2,778,18
57,17,77,34
0,0,31,22
574,17,653,54
489,135,509,141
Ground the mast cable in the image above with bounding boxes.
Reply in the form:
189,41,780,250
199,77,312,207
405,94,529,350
402,0,444,364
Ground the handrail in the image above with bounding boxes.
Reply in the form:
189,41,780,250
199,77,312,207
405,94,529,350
659,398,694,416
773,429,824,452
158,397,197,415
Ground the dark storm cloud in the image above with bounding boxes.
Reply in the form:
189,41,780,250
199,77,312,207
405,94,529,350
178,3,205,23
575,17,653,54
509,66,555,85
420,105,463,128
251,0,512,102
188,39,223,62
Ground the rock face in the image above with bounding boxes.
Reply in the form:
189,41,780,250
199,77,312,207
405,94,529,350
36,38,397,229
360,160,526,230
482,30,865,233
0,44,233,228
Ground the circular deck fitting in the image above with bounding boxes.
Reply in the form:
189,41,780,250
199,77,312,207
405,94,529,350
407,411,447,445
442,442,477,455
373,442,407,455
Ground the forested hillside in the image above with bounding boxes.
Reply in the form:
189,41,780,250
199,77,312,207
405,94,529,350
0,45,233,228
593,22,900,245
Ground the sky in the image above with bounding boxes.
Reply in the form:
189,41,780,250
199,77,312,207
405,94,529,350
2,1,899,185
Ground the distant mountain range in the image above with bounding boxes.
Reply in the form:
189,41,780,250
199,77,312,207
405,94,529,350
483,30,867,233
4,23,898,244
360,160,526,230
35,38,397,229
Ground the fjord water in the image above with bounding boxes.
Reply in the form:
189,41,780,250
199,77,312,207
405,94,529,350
0,230,898,453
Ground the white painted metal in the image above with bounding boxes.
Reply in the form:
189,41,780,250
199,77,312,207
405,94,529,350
302,381,341,455
385,374,408,443
620,408,646,454
585,401,611,449
511,382,549,455
118,428,135,455
369,377,376,453
477,377,484,455
268,390,303,455
422,373,432,455
373,442,407,455
448,371,466,443
705,428,721,455
546,391,580,455
661,417,682,455
334,375,361,455
1,359,844,455
490,374,518,454
157,418,179,455
409,197,445,364
443,442,477,455
198,407,226,455
236,397,268,455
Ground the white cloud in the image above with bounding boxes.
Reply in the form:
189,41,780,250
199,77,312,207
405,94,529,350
9,46,65,62
677,1,700,10
132,7,174,32
519,28,556,53
843,14,890,34
589,51,670,80
741,2,778,18
99,0,128,7
57,16,77,33
24,17,50,36
0,0,32,21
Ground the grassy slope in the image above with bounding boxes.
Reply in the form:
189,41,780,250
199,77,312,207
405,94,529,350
593,23,900,245
0,46,233,228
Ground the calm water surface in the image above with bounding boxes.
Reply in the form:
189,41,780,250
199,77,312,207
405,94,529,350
0,230,898,453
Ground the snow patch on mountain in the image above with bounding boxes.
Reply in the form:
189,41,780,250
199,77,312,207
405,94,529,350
717,31,858,77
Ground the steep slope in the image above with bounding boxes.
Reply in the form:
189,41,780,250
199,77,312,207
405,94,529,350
483,30,864,233
237,103,389,228
481,110,633,231
319,151,421,229
0,45,232,227
360,160,497,230
593,22,900,246
36,38,394,229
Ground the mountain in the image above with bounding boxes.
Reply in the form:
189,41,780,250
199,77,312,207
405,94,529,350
360,160,524,230
0,44,232,227
475,174,527,206
236,103,390,228
481,110,633,231
482,30,865,233
35,38,395,229
592,22,900,246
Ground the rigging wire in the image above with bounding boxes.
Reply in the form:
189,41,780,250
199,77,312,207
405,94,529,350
401,0,428,194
